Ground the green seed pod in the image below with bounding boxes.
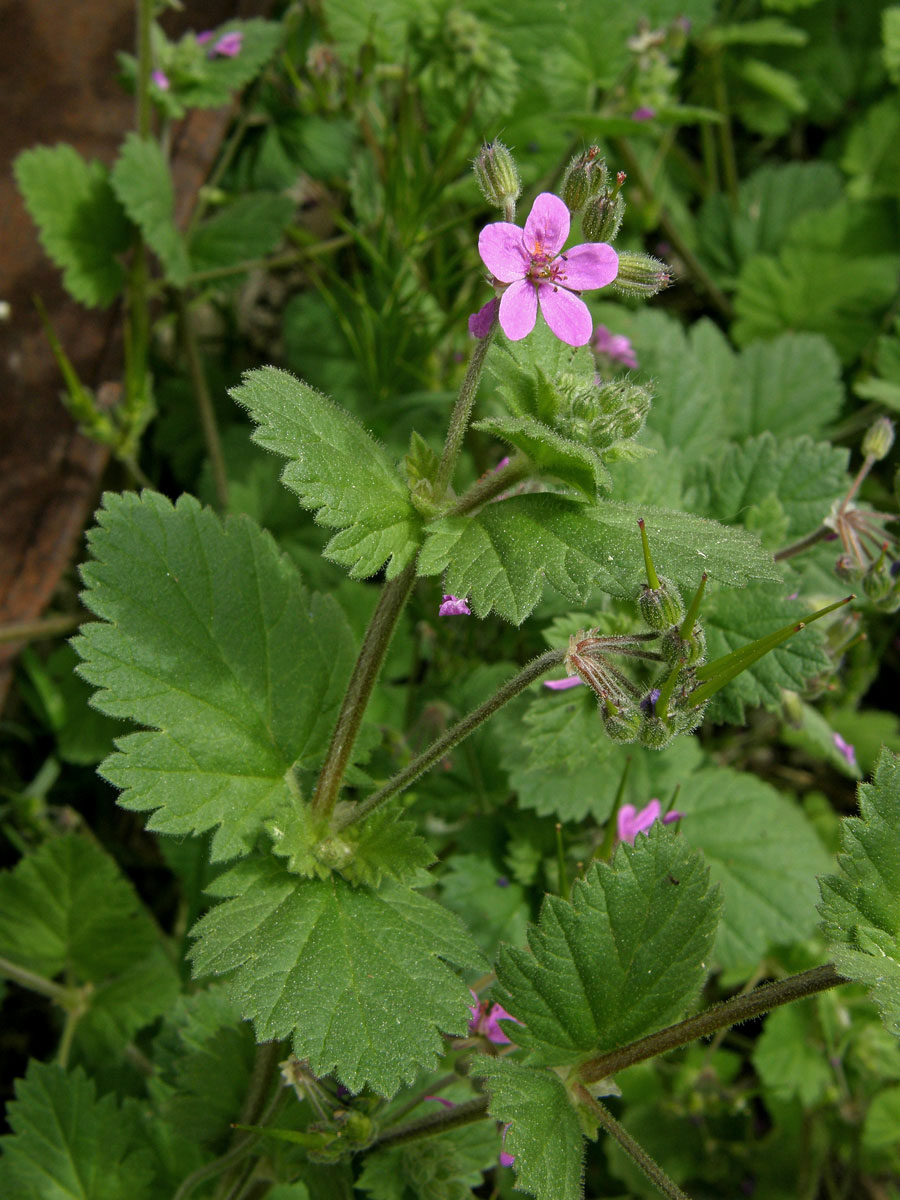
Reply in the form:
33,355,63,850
834,554,861,584
640,714,675,750
863,557,895,604
614,252,673,298
473,140,521,210
561,147,607,213
661,621,706,667
582,188,625,243
601,704,643,743
639,576,685,631
862,415,895,462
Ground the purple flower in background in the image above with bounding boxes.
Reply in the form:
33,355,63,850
469,993,521,1045
631,106,657,121
151,69,170,90
592,324,639,370
544,675,584,691
196,30,214,44
833,733,857,769
617,799,682,845
439,594,471,617
468,297,499,338
500,1123,515,1166
424,1094,455,1109
212,31,243,57
478,192,619,346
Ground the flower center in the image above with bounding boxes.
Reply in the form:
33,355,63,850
526,240,566,285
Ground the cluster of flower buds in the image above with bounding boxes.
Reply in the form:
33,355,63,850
561,146,610,214
560,521,854,749
553,374,652,449
826,417,899,612
582,170,627,245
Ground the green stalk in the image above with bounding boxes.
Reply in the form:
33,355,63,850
0,615,83,646
135,0,153,138
435,326,496,496
577,1090,690,1200
579,964,845,1085
311,564,418,819
638,517,661,590
333,649,565,832
368,1096,490,1152
176,292,229,511
594,756,632,864
0,956,72,1003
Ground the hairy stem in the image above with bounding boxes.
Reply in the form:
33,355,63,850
174,1087,287,1200
334,649,565,831
435,327,496,495
445,453,531,517
311,564,418,819
0,956,72,1003
579,964,845,1085
135,0,153,138
773,526,833,562
577,1090,691,1200
176,292,229,511
369,1095,490,1152
0,615,83,646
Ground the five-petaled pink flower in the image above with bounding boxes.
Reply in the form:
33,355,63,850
469,993,520,1045
212,31,243,57
439,594,471,616
617,799,682,845
478,193,619,347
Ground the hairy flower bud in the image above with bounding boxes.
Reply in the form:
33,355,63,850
614,252,673,298
555,377,652,449
601,703,643,743
640,714,675,750
473,140,521,210
639,576,685,630
661,621,706,667
582,188,625,244
862,416,895,462
561,147,608,213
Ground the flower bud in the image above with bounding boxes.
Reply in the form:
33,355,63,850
601,701,643,743
862,553,895,604
639,577,685,630
862,416,895,462
661,621,706,667
473,140,521,211
561,147,607,213
640,714,675,750
582,188,625,244
614,252,673,298
834,553,860,583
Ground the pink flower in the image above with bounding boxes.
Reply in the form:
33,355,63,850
592,324,638,370
477,193,619,347
500,1123,515,1166
196,30,214,45
544,676,584,690
631,106,657,121
469,993,521,1045
439,594,471,616
617,799,682,845
212,31,243,57
468,297,499,338
833,733,857,769
151,69,170,90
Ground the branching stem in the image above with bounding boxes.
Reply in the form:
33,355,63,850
577,1089,691,1200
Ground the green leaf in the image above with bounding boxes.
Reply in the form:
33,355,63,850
419,494,778,624
110,133,190,285
174,20,284,108
690,433,848,537
752,1002,833,1106
189,856,486,1095
0,1062,153,1200
438,854,529,956
842,98,900,200
0,835,159,980
819,748,900,1038
231,366,422,579
473,415,610,499
494,826,721,1066
677,767,832,970
13,145,131,306
725,335,844,440
884,6,900,82
75,491,355,862
356,1123,500,1200
701,584,832,724
472,1059,585,1200
189,192,295,274
75,947,181,1061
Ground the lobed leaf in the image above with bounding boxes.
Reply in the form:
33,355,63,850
75,491,355,862
232,366,422,579
494,826,721,1066
189,856,487,1095
819,748,900,1038
110,133,190,285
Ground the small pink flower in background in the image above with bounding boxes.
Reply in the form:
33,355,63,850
617,799,682,845
151,69,170,90
478,192,619,347
212,31,243,57
196,30,214,44
500,1123,515,1166
833,733,857,769
631,106,657,121
424,1095,455,1109
544,675,584,691
469,297,499,338
468,992,521,1045
592,324,638,370
439,594,471,616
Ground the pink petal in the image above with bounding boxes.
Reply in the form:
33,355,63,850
544,676,584,690
499,279,538,341
662,809,683,825
524,193,570,257
557,243,619,290
468,297,499,338
478,223,528,282
537,283,593,346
